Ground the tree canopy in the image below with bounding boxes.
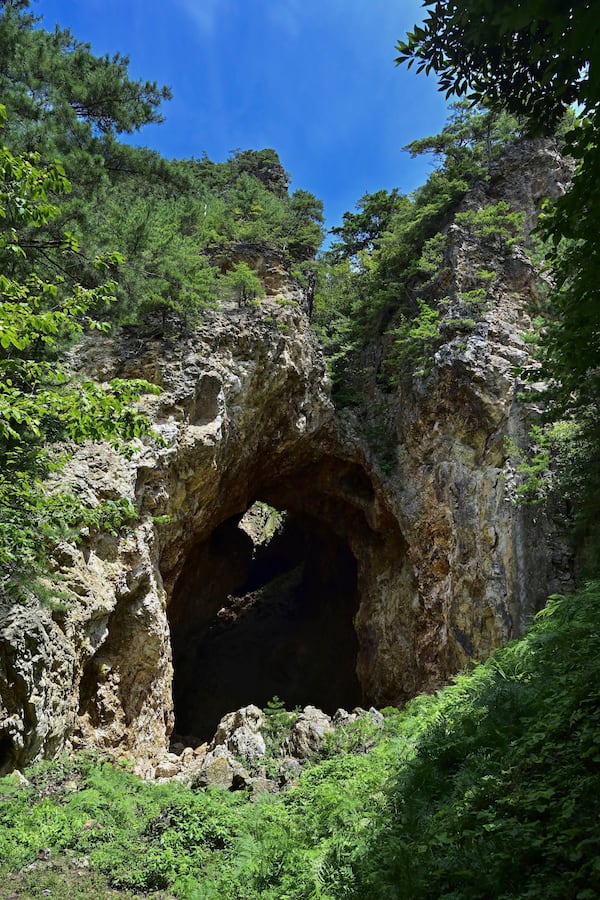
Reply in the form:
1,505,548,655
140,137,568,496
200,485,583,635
0,1,324,327
0,0,171,148
315,103,524,405
396,0,598,127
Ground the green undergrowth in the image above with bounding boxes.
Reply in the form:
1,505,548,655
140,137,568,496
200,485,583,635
1,582,599,899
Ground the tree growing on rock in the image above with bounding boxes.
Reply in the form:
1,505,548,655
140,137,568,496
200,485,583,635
219,262,264,306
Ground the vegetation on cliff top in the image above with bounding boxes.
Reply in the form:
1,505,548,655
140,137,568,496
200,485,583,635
0,0,323,599
311,100,530,403
0,0,323,328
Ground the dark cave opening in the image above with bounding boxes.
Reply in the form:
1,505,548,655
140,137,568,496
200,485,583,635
168,503,362,742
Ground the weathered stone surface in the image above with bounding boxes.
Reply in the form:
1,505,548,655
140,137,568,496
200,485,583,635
155,759,179,779
284,706,333,759
216,243,306,307
249,776,278,794
352,138,575,702
192,746,250,789
0,140,574,774
210,705,267,760
159,701,383,790
0,604,76,771
332,707,384,727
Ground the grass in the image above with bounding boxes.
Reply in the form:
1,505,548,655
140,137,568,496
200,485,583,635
1,582,599,898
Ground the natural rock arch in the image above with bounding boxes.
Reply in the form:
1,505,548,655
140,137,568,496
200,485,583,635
62,306,417,768
165,438,421,740
1,264,572,772
168,505,362,740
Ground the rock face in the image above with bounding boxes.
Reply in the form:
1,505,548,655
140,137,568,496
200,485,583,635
0,139,574,774
353,138,574,704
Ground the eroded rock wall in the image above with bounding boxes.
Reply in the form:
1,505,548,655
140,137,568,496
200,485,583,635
0,139,574,774
354,138,574,697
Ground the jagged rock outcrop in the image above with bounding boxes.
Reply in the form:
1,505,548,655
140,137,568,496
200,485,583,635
0,139,574,774
351,138,575,704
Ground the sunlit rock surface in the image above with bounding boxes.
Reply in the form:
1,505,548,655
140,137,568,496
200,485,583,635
0,139,574,773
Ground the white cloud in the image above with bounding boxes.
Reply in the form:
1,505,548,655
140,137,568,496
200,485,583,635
174,0,231,37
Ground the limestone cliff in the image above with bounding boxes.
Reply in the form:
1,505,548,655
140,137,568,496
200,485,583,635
0,139,573,775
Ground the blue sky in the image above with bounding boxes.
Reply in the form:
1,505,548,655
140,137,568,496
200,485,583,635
32,0,448,234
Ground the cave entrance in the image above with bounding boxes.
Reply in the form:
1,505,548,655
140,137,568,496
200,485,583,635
168,502,361,742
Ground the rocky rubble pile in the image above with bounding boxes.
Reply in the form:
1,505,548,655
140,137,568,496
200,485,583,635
137,703,385,792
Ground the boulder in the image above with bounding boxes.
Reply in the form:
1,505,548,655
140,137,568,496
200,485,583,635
210,704,267,761
284,706,333,759
193,746,250,789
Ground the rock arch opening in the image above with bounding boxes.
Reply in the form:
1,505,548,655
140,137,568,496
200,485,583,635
168,502,362,741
